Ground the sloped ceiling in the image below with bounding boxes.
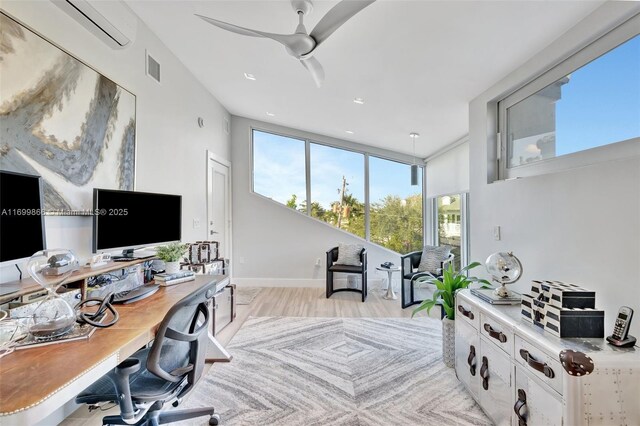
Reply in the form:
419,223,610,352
126,0,604,157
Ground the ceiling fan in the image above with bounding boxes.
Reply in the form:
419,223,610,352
196,0,375,87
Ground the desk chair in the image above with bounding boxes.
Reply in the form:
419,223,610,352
76,281,220,425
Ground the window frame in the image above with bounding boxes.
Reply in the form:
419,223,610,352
250,127,426,253
497,14,640,180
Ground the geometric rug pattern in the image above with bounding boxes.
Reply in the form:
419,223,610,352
179,317,491,425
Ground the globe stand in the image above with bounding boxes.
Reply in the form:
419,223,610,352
27,250,78,340
494,282,512,298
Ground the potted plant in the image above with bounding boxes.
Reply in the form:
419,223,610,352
412,262,490,368
156,242,188,274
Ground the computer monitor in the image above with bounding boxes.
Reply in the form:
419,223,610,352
0,170,47,264
92,188,181,258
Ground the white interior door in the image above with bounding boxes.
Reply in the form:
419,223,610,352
207,152,231,274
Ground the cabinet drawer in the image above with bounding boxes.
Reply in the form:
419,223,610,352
480,313,513,356
515,336,562,395
456,297,479,329
514,365,562,426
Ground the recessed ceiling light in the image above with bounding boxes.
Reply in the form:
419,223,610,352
353,97,364,104
345,130,354,134
266,112,275,117
244,73,256,80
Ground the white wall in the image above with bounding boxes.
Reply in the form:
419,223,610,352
469,3,640,337
426,141,469,198
231,116,413,289
0,1,230,282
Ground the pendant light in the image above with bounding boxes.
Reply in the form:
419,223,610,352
410,132,420,186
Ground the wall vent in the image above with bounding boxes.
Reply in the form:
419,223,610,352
146,51,161,84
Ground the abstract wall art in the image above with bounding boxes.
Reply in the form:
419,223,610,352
0,12,136,212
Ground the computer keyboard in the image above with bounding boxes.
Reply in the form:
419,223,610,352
113,284,160,304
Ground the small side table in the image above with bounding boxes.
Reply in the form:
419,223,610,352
376,266,401,300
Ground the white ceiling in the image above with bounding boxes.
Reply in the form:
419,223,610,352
126,0,603,157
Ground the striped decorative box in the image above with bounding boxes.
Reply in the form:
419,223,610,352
543,304,604,338
530,280,595,309
522,280,602,337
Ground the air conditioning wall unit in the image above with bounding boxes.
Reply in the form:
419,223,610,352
51,0,137,49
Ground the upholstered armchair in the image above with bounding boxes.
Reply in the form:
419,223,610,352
326,246,368,302
400,247,454,308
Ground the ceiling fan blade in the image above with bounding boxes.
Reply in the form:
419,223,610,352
196,14,297,47
309,0,375,48
300,56,325,88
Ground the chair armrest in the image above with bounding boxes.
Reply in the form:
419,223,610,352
441,253,454,270
326,247,338,269
360,249,367,271
401,251,422,274
109,357,141,422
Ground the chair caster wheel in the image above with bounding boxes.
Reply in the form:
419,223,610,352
209,413,220,425
172,397,183,407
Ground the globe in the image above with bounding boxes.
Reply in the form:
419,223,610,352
485,252,523,297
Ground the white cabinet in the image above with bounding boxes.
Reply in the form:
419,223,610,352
455,290,640,426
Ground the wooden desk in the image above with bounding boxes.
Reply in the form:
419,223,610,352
0,275,230,425
0,258,153,305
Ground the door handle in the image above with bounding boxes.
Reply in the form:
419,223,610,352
457,305,474,320
483,323,507,343
480,356,489,390
467,345,476,376
519,349,555,378
514,388,527,426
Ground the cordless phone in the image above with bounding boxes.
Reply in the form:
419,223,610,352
607,306,636,348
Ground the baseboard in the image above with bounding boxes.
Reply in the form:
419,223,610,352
232,278,384,288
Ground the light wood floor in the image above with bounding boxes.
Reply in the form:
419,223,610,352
63,286,436,425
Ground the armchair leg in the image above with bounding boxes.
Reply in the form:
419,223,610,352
326,271,333,298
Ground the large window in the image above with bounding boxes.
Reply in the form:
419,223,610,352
436,194,462,271
309,144,365,238
498,20,639,179
253,131,306,208
369,157,423,252
252,129,424,252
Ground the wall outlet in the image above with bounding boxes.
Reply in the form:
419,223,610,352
193,218,200,229
238,256,246,264
315,257,321,266
494,225,501,241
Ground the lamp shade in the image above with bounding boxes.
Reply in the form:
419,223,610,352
410,164,419,186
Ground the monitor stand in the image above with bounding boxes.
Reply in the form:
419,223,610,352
112,249,154,261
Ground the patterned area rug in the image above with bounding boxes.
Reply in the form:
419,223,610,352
180,317,490,426
235,287,263,305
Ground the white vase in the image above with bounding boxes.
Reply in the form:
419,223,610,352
442,318,455,368
165,261,180,274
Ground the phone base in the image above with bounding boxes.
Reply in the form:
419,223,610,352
606,334,637,348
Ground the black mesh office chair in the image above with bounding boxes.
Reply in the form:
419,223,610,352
76,280,220,426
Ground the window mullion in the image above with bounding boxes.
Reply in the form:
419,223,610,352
305,139,311,216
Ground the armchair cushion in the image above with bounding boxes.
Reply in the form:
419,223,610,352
417,245,452,272
335,243,363,266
